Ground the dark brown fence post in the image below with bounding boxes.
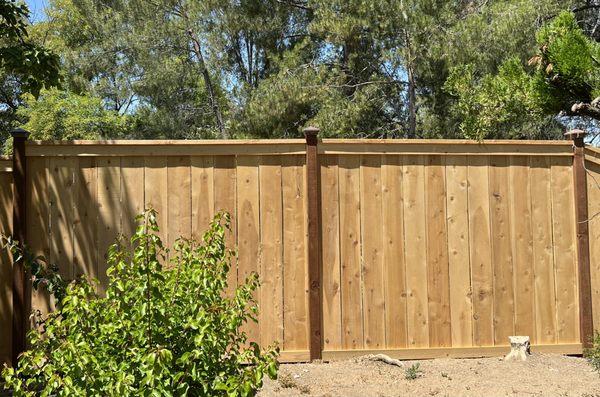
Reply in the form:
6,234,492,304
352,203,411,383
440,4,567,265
566,129,594,349
11,128,28,366
304,126,322,361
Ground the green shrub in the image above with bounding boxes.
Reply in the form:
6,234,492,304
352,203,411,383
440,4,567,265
2,209,279,396
585,332,600,374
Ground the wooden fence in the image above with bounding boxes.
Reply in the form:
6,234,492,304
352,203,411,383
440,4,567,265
1,131,598,365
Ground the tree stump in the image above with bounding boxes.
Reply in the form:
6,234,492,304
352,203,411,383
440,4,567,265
504,336,530,361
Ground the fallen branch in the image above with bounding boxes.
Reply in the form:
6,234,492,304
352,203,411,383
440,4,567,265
366,354,404,367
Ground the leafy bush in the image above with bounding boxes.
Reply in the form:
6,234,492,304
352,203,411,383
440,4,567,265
2,210,279,396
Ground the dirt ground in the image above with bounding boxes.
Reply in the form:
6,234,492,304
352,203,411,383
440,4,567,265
258,354,600,397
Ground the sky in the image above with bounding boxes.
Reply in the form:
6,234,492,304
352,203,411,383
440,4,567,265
25,0,48,22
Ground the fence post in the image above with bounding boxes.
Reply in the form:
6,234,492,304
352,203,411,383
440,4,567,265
11,128,29,366
566,129,594,349
304,126,322,361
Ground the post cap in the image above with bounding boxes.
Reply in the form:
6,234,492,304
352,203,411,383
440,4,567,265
303,126,320,137
564,129,587,140
10,128,29,139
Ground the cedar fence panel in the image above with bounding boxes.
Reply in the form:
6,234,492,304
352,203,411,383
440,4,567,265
319,140,581,360
2,137,597,365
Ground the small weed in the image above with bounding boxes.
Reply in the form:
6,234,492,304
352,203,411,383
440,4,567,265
441,372,452,380
278,372,311,394
405,363,423,380
585,332,600,374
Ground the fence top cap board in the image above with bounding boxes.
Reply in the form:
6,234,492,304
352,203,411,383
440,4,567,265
319,138,573,156
25,139,308,157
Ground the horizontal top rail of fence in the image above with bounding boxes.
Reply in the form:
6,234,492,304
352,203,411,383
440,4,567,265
22,138,575,157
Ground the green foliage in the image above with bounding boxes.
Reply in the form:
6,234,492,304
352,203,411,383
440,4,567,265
586,332,600,374
404,363,423,381
0,234,67,306
0,0,60,97
444,10,600,139
13,0,600,139
444,58,557,140
2,210,279,396
16,88,131,139
530,11,600,113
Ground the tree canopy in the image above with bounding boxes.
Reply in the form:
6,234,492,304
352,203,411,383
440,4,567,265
3,0,600,141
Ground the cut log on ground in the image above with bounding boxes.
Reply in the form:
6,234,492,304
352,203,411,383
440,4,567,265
504,336,531,361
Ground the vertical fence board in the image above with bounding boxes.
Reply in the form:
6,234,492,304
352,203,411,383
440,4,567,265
282,155,308,351
468,156,494,346
121,157,145,239
360,155,385,349
531,156,557,344
167,157,192,253
551,157,579,343
587,159,600,333
381,155,408,348
489,156,515,345
73,157,98,280
0,171,12,363
338,155,363,350
425,155,451,348
27,158,52,316
144,157,167,246
49,156,75,280
403,155,429,347
445,155,473,347
237,156,261,344
259,156,284,348
510,157,536,342
214,156,237,293
191,156,214,240
97,157,121,292
320,155,342,350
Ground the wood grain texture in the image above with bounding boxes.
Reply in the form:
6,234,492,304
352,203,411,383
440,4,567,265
282,155,308,351
191,156,214,240
27,158,52,316
144,157,167,248
236,156,261,344
120,157,145,239
320,155,342,350
509,157,536,342
403,155,429,347
587,159,600,333
213,156,237,293
531,156,557,344
467,156,494,347
381,155,407,348
0,171,12,364
259,156,284,348
73,157,98,280
360,155,386,349
97,157,121,293
550,157,579,343
425,155,451,348
488,156,515,345
49,156,75,280
445,155,473,347
338,155,364,349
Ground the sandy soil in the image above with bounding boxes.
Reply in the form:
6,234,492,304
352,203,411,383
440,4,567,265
258,354,600,397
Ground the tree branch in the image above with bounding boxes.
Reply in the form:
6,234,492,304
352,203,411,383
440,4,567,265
571,100,600,120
